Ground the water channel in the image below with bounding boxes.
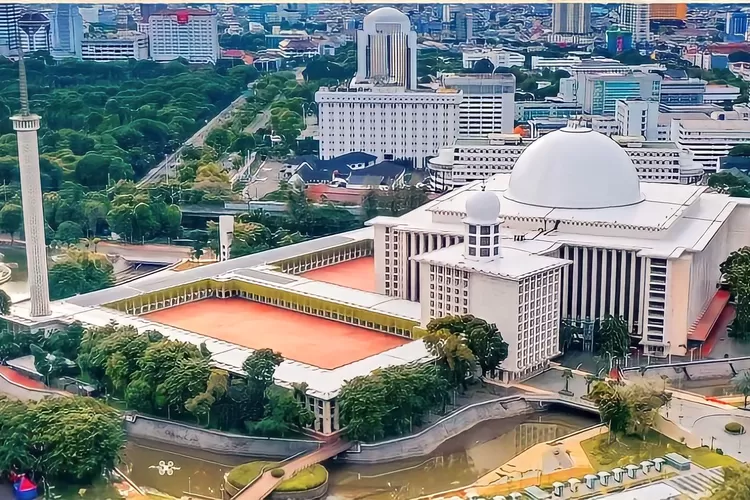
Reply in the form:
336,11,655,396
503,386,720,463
120,411,596,500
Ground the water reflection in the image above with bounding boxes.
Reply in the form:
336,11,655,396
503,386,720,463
0,246,30,300
121,412,595,500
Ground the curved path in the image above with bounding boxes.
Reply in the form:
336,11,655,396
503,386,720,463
0,366,67,400
235,439,351,499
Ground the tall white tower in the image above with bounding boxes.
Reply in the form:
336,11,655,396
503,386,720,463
356,7,417,89
12,50,50,317
619,4,650,43
463,187,503,262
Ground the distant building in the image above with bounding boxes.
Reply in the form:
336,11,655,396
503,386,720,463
148,8,219,64
579,72,662,116
552,3,590,35
50,4,83,59
616,99,659,140
17,12,51,53
455,7,473,42
726,11,748,42
462,47,524,70
619,4,650,44
649,4,687,22
672,116,750,172
0,4,20,57
606,26,633,54
81,31,149,61
442,73,516,137
139,3,167,20
660,78,706,107
515,102,582,122
356,7,417,90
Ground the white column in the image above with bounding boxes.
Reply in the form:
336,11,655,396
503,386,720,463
609,250,617,316
428,233,435,252
619,250,627,316
628,252,637,332
590,247,599,320
409,232,418,300
561,246,570,320
581,248,589,319
571,247,579,319
12,113,49,317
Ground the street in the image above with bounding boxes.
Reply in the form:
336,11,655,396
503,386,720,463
243,160,283,200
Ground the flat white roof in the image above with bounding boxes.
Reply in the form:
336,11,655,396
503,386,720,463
591,482,681,500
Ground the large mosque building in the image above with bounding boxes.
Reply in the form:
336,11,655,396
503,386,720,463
5,126,750,433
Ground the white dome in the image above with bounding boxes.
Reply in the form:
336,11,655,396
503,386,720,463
465,189,501,225
364,7,410,27
504,127,644,210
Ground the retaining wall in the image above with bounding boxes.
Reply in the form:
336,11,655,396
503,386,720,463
125,415,321,458
623,356,750,383
340,397,537,464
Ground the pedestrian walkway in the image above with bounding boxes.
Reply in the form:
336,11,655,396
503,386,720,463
234,439,351,499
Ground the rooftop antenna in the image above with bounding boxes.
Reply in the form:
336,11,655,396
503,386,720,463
481,177,487,191
17,44,29,116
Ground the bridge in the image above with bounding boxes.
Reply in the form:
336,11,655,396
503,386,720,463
180,201,363,218
234,439,351,499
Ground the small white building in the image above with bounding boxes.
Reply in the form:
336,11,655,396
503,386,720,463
81,31,149,61
461,47,525,70
442,73,516,137
147,8,219,64
616,99,659,141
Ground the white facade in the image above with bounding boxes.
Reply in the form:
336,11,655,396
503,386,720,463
461,47,524,70
356,7,417,90
148,9,219,64
427,131,703,192
619,3,650,43
375,126,750,358
531,56,582,71
442,73,515,137
81,32,149,61
316,87,462,168
704,84,741,104
671,118,750,172
18,13,51,53
0,4,20,57
552,3,590,34
615,99,659,141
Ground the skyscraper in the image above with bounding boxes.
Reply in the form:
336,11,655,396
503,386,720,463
455,7,474,43
619,4,650,43
0,4,20,57
552,3,591,35
50,4,83,59
11,51,50,317
356,7,417,90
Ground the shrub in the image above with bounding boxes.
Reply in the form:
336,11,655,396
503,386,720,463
725,422,745,434
271,468,285,478
717,448,724,455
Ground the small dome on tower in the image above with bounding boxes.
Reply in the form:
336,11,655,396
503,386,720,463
465,189,501,225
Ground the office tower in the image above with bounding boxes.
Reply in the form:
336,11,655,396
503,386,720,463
50,4,83,59
0,4,20,57
356,7,417,89
649,4,687,22
148,9,219,64
140,3,167,20
552,3,591,35
455,7,474,42
619,4,650,43
579,72,662,116
12,52,50,317
442,73,516,136
726,11,748,41
442,5,451,23
18,12,51,53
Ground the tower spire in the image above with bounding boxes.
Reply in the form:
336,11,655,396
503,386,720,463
17,44,29,116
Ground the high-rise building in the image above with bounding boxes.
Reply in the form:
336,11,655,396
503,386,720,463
11,54,50,317
615,98,659,140
455,7,474,42
552,3,591,35
356,7,417,90
606,26,633,54
148,8,219,64
50,4,83,59
442,73,516,137
0,4,20,57
579,72,662,116
619,4,650,43
18,12,51,53
441,5,451,23
725,11,748,42
649,4,687,22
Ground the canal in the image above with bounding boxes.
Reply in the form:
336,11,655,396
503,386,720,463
121,411,596,499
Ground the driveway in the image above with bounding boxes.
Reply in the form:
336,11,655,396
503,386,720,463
244,160,283,200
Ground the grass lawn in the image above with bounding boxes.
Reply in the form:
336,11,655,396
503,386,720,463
227,461,327,492
581,430,740,470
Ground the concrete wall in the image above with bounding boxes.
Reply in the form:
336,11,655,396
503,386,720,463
340,397,537,464
623,356,750,383
654,413,702,449
125,415,321,458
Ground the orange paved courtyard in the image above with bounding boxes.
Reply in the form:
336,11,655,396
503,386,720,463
143,297,408,369
301,257,376,292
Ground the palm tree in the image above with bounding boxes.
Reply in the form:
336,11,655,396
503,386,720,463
561,369,574,395
584,374,598,396
733,370,750,408
660,374,670,392
712,464,750,500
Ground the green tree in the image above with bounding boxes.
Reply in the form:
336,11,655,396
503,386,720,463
0,204,22,244
712,464,750,500
55,220,84,245
0,289,10,314
428,315,509,378
423,328,475,390
589,380,671,440
733,370,750,408
48,253,114,300
125,378,154,413
721,248,750,338
729,143,750,157
594,315,631,360
249,386,314,437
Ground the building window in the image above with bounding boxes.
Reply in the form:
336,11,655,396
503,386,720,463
469,225,477,234
480,248,490,257
480,237,490,245
480,226,490,235
469,236,476,244
468,247,476,256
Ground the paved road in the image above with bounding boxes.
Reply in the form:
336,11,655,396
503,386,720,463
98,241,191,264
138,93,249,186
244,160,283,200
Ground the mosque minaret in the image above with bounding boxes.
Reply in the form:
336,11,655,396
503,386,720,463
11,50,50,317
